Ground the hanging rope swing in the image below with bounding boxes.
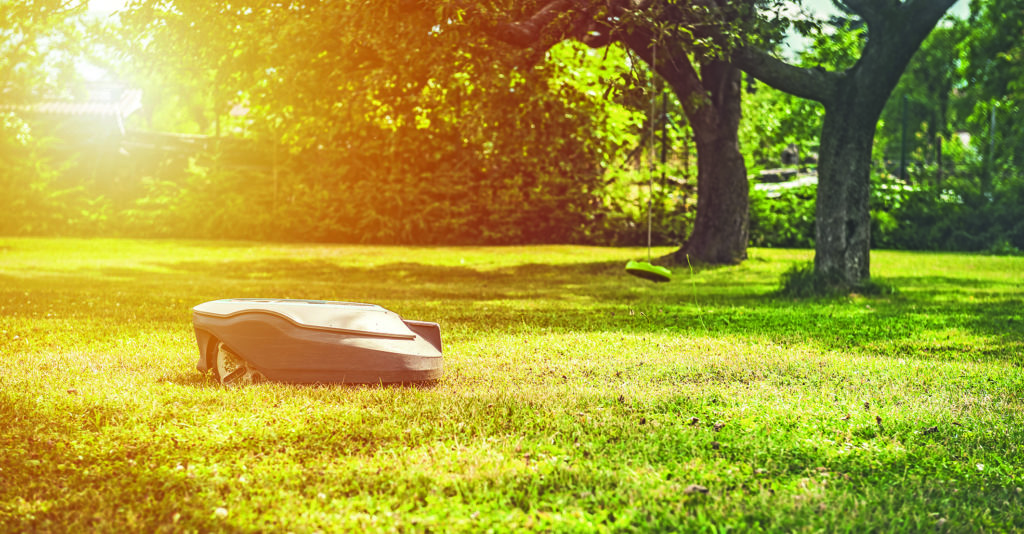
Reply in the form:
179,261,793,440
625,43,672,283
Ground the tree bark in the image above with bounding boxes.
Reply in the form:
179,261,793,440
677,63,748,264
814,102,875,284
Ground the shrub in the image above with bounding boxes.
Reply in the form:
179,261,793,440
779,261,897,297
748,182,816,248
871,167,1024,253
750,166,1024,254
0,114,71,235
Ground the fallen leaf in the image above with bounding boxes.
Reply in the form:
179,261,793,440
710,441,720,450
688,417,700,426
684,484,709,494
840,414,851,421
922,426,938,435
713,422,725,431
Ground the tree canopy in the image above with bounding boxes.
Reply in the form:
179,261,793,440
97,0,645,243
1,0,1020,262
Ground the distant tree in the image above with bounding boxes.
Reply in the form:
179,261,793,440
1,0,90,235
0,0,87,103
958,0,1024,182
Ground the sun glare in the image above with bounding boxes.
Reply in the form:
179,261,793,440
88,0,128,14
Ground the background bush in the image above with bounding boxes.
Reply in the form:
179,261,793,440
749,168,1024,254
748,184,815,249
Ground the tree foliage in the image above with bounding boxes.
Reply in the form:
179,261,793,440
958,0,1024,180
0,0,89,102
100,0,642,243
0,0,96,234
3,0,1021,259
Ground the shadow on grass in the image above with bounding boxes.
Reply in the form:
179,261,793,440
0,392,312,532
2,256,1022,364
157,368,444,390
886,275,1022,291
156,370,218,387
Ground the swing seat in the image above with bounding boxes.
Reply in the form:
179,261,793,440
625,260,672,282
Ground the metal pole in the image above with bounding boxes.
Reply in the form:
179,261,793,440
646,46,656,261
900,94,908,181
661,93,668,188
987,105,997,187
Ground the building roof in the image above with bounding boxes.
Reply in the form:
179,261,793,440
1,85,143,135
12,89,142,118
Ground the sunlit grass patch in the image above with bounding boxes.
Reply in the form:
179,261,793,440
1,238,1022,532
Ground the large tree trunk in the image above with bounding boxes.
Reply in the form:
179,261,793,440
814,104,876,285
672,63,748,264
622,30,749,266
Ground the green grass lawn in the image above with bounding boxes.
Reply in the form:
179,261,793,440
1,238,1022,532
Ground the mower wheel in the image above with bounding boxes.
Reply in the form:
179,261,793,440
212,341,264,386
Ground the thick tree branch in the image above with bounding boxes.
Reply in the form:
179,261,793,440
616,26,722,137
854,0,956,98
733,0,953,109
839,0,886,27
473,0,602,67
476,0,659,60
731,46,840,105
897,0,957,41
487,0,596,48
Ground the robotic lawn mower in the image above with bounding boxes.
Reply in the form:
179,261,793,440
192,299,443,386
